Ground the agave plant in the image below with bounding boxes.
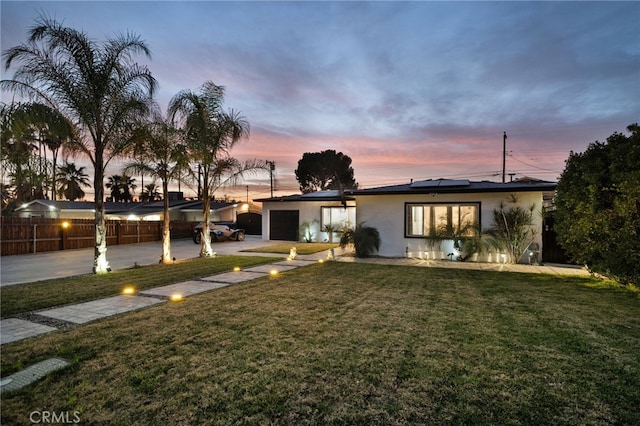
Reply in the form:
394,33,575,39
339,222,380,258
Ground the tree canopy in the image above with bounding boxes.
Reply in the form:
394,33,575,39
169,81,264,257
2,15,156,273
554,124,640,285
294,149,358,193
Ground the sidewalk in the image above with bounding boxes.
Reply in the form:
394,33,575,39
336,255,591,276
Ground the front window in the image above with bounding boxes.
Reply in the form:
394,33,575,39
406,203,479,237
321,206,356,229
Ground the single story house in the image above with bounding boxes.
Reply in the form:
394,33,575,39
351,178,555,262
258,178,557,263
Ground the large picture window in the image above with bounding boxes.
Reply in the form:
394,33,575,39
321,206,356,229
406,203,479,237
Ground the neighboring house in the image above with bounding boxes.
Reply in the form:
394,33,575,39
13,198,262,226
351,178,556,262
256,190,356,242
258,178,556,263
13,200,135,220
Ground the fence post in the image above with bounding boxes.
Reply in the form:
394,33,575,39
32,224,38,253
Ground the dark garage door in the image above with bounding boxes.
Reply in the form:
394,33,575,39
270,210,299,241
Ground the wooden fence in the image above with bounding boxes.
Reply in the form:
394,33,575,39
0,217,197,256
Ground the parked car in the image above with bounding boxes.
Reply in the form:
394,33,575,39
193,222,245,244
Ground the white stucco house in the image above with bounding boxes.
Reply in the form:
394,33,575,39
258,178,557,263
351,178,555,262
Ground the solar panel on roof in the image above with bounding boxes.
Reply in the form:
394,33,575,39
409,179,470,188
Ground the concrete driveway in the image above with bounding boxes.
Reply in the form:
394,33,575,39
0,236,281,287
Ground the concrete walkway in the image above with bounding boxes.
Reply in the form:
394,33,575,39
336,255,591,276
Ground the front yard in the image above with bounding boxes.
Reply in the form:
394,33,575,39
1,262,639,424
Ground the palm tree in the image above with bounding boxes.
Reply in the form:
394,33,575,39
141,183,161,202
106,174,137,203
0,102,46,203
123,107,189,263
339,222,381,258
57,161,90,201
168,81,266,257
2,16,156,273
8,102,76,200
1,183,13,212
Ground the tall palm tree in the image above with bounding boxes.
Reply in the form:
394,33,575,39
57,161,90,201
168,81,266,257
124,108,188,263
106,174,137,203
2,16,156,273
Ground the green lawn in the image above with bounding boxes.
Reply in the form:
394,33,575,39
1,262,639,424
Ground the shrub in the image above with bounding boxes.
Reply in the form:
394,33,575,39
485,194,536,263
554,124,640,285
339,222,380,258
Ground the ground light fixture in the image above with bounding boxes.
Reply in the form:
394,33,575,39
170,293,183,302
122,286,136,295
270,269,279,276
233,266,241,272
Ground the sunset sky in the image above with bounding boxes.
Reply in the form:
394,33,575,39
2,1,639,201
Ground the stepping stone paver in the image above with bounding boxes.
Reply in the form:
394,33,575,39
140,280,229,298
273,259,317,267
38,295,164,324
0,318,57,345
201,270,266,284
243,264,299,274
1,358,69,392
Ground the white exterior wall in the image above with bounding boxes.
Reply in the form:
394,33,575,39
355,191,545,263
180,207,240,223
261,200,355,242
17,207,95,219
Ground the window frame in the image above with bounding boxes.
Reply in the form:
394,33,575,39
404,202,481,238
321,205,356,229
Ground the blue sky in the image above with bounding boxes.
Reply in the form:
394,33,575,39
2,1,639,199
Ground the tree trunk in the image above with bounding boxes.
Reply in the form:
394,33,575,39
93,152,110,274
161,178,171,263
51,148,58,201
200,170,214,257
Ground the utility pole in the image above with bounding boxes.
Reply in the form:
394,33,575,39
246,185,249,203
502,131,507,183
